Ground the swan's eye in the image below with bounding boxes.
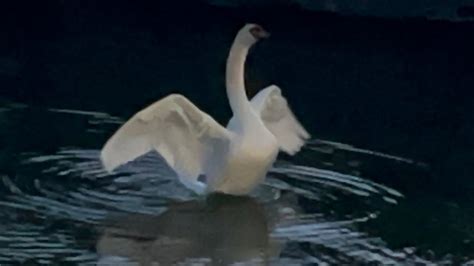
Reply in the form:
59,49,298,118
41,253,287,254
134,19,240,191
250,26,270,39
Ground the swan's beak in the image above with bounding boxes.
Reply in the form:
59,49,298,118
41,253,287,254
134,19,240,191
258,29,271,39
260,30,271,39
250,26,271,40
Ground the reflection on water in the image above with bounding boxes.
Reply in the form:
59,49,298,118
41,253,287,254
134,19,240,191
97,195,284,265
0,103,472,265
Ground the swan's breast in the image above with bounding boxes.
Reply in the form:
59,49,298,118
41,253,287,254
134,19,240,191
210,132,279,195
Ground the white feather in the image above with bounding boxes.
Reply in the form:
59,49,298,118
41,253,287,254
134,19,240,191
101,94,231,193
229,85,310,155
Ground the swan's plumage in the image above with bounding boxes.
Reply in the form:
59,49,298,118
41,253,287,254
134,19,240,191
250,85,310,155
101,24,309,195
101,94,231,193
227,85,310,155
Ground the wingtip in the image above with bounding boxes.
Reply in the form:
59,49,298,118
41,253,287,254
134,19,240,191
303,131,311,140
282,137,307,156
100,148,115,173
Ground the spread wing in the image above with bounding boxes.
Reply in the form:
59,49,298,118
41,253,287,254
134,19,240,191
249,85,310,155
100,94,232,193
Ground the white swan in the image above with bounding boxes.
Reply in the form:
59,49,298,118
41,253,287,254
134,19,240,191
100,24,309,195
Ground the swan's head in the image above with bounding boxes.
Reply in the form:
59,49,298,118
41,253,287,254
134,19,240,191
236,24,270,46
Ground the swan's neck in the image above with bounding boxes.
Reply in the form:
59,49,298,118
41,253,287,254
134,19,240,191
226,41,251,120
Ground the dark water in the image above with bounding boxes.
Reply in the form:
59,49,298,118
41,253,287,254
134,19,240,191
1,1,474,265
0,101,472,265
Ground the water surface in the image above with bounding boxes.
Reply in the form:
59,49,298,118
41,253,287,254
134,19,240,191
1,102,472,265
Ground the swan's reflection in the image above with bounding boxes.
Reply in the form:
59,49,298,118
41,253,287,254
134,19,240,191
97,194,291,265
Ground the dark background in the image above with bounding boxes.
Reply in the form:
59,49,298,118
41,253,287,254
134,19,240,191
1,0,474,198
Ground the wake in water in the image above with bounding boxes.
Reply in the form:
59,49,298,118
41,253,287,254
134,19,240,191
0,104,452,265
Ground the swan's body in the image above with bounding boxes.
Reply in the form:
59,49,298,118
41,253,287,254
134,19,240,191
101,24,309,195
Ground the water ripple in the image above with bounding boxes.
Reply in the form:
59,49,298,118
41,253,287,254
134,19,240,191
4,145,413,264
0,104,452,264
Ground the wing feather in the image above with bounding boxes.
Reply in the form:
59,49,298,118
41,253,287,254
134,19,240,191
249,85,310,155
100,94,231,193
